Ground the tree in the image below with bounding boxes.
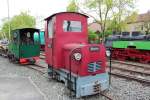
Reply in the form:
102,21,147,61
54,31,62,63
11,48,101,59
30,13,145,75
108,11,138,33
125,11,138,23
0,31,2,39
74,0,136,41
144,21,150,35
67,0,78,12
1,12,36,39
111,0,136,32
81,0,113,41
1,20,10,38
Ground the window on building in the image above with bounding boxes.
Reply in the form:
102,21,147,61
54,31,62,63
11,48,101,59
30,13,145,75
132,32,142,36
63,20,82,32
122,32,130,36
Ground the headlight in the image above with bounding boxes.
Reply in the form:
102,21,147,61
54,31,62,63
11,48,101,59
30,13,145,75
73,53,82,61
106,50,111,57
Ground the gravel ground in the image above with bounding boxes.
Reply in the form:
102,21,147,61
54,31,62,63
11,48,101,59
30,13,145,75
0,56,150,100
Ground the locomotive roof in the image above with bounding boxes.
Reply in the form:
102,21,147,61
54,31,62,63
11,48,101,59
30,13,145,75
45,12,89,20
12,28,39,33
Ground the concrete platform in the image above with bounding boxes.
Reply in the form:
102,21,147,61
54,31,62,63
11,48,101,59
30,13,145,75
0,76,47,100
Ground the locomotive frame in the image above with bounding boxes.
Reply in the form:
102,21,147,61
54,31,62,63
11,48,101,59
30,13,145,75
45,12,109,98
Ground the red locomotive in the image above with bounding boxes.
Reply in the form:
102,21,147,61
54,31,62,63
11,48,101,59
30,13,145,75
45,12,109,98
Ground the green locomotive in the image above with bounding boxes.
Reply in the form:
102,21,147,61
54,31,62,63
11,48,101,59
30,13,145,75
105,32,150,64
8,28,40,64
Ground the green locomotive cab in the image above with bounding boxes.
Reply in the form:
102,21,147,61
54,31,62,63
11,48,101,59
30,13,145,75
8,28,40,64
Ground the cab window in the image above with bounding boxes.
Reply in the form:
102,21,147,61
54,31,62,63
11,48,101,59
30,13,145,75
33,32,39,44
48,20,53,38
20,31,39,45
48,17,55,38
13,32,18,44
63,20,82,32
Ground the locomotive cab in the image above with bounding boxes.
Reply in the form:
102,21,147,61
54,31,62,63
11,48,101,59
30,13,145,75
45,12,109,98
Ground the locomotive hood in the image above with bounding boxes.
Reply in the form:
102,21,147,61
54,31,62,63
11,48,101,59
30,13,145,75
63,43,86,50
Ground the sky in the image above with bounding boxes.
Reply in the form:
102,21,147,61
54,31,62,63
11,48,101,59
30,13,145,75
0,0,149,28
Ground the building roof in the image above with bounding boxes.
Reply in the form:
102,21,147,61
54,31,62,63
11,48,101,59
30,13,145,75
128,11,150,24
136,11,150,22
88,22,101,32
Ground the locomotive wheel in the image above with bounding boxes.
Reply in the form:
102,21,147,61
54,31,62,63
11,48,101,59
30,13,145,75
8,55,13,62
7,52,12,62
28,58,36,64
8,56,12,62
11,55,15,62
13,57,19,64
48,65,54,79
118,56,127,61
139,58,148,64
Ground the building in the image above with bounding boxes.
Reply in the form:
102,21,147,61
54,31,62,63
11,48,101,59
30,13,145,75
88,22,102,33
127,11,150,34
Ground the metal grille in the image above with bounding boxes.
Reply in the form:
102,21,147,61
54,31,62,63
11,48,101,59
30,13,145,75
88,61,102,72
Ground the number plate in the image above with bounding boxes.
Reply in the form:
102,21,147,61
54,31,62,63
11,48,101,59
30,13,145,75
89,46,100,52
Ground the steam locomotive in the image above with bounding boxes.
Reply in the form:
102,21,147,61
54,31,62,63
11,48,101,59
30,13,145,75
45,12,109,98
105,31,150,64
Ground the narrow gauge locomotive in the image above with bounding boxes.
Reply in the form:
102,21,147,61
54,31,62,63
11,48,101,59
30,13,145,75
45,12,109,98
8,28,40,64
105,32,150,64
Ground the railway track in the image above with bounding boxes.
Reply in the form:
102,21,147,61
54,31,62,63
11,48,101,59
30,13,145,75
108,60,150,84
27,64,47,74
112,60,150,69
99,92,113,100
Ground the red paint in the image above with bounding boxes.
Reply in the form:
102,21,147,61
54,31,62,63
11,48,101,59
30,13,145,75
19,56,39,64
112,48,150,64
20,58,27,64
33,56,39,61
45,12,106,76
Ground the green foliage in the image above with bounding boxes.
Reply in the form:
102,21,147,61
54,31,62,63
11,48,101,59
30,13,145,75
1,12,36,39
104,30,113,36
99,30,113,38
82,0,115,41
88,29,99,43
10,12,36,29
107,18,128,32
88,29,96,39
1,20,10,38
0,31,2,39
110,0,136,32
67,0,78,12
125,11,138,23
80,0,136,41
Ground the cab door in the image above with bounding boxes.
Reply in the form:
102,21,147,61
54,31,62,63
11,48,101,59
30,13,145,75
45,17,55,65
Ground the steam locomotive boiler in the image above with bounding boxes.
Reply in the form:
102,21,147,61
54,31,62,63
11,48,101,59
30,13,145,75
45,12,109,98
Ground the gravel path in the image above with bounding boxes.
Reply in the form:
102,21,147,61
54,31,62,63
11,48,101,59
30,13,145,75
0,56,150,100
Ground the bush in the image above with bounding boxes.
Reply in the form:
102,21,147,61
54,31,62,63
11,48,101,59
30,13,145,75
88,29,99,43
